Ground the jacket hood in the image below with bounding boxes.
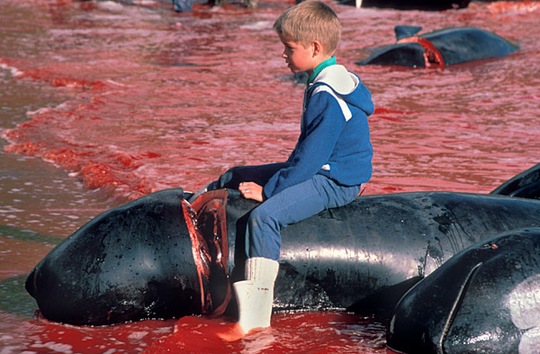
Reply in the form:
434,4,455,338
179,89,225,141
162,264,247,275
312,64,374,116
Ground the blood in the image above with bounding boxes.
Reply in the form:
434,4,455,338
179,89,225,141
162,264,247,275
146,312,389,354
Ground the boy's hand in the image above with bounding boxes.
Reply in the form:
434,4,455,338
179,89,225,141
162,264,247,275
239,182,264,202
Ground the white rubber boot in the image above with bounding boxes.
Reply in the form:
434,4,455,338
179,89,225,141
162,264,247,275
234,257,279,334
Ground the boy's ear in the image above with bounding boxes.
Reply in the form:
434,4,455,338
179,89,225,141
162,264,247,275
312,40,323,57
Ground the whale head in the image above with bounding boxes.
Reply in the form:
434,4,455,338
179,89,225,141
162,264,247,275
25,188,231,325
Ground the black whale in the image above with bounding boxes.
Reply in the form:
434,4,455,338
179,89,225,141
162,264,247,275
384,165,540,352
387,227,540,353
25,164,540,352
357,25,518,68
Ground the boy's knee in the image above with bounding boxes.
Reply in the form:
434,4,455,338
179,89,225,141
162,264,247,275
248,206,269,225
249,205,280,231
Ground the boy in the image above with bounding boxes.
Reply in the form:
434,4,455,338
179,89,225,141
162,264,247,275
216,0,374,337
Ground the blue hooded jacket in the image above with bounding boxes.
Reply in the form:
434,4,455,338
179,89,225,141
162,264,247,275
264,64,374,199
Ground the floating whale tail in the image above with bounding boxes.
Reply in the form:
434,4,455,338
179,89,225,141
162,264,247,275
394,25,422,41
491,163,540,200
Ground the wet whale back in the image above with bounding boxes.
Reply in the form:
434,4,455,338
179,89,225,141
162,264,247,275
425,27,518,65
356,43,427,67
224,191,540,312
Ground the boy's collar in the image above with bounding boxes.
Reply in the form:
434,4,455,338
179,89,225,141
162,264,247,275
307,56,336,85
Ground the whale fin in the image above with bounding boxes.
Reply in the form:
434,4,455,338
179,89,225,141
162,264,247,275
394,25,422,41
491,163,540,200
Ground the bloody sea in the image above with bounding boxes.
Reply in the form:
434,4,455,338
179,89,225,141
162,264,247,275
0,0,539,353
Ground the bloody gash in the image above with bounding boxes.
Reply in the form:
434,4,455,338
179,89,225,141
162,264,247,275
26,163,540,352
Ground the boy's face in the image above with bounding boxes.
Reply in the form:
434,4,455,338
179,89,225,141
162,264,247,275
278,34,320,76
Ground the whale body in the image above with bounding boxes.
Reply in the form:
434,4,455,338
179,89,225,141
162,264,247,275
25,164,540,335
387,227,540,353
357,26,518,68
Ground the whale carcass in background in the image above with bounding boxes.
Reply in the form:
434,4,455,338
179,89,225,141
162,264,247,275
356,26,518,68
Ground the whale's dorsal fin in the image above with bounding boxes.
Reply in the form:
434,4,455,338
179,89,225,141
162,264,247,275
394,25,423,41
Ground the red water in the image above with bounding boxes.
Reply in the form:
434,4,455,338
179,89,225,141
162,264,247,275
0,0,539,352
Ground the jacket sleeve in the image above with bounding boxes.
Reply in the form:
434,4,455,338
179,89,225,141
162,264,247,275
263,91,346,198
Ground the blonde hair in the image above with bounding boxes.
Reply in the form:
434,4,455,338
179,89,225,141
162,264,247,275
273,1,342,55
